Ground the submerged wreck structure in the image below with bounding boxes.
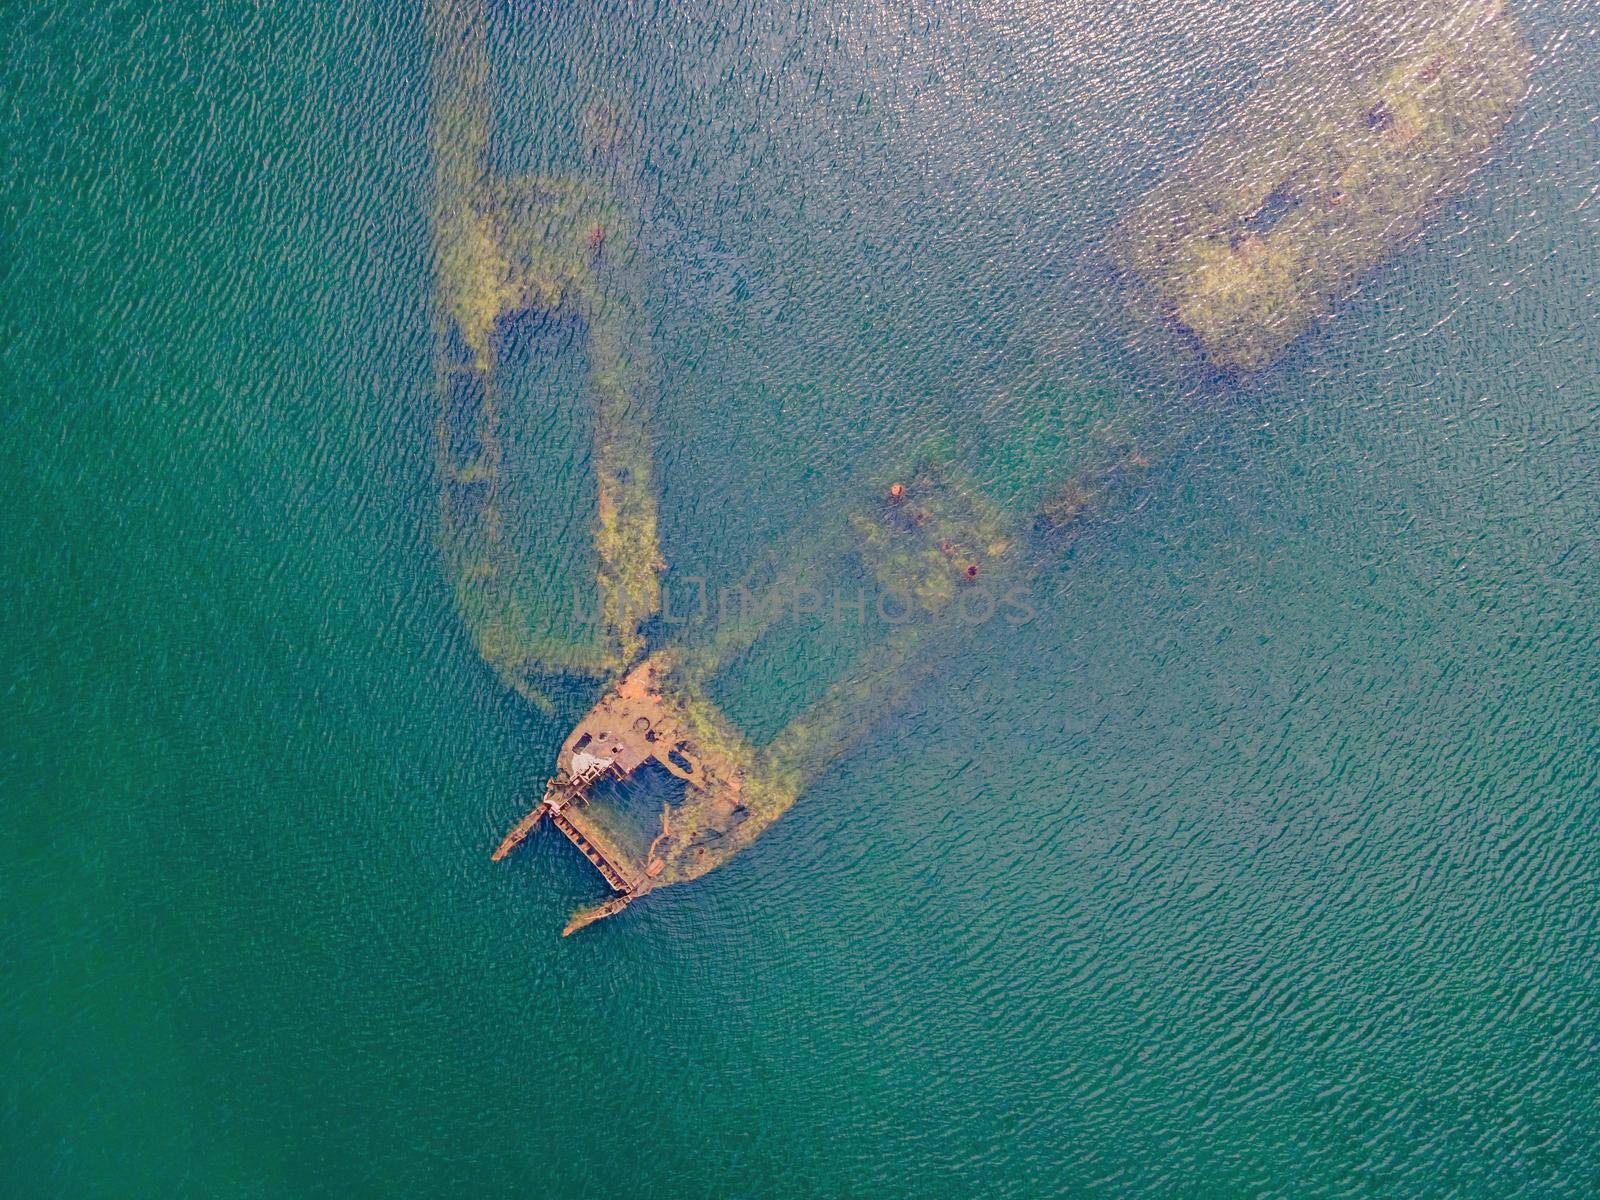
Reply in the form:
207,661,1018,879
487,439,1151,934
429,0,1526,932
492,460,1040,932
1116,0,1530,371
430,0,661,708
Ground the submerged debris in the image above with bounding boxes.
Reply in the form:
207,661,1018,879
1116,0,1530,371
429,0,662,701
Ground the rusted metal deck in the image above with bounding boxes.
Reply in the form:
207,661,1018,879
492,767,649,935
491,806,545,862
494,780,641,882
548,802,638,893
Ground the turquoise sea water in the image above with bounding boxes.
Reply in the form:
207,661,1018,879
4,1,1598,1195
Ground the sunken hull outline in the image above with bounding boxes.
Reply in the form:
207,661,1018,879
1116,0,1531,372
429,0,662,713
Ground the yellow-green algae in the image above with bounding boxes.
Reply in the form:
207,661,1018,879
428,0,661,707
1117,0,1530,371
448,0,1532,931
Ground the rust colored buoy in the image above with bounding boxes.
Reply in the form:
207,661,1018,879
888,482,904,501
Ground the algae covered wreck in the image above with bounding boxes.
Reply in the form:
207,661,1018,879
429,0,1530,933
1116,0,1530,371
429,0,661,707
485,437,1153,934
492,459,1038,932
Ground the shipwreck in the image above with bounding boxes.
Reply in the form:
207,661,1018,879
1116,0,1530,371
428,0,1529,932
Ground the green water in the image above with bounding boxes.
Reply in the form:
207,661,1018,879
4,1,1598,1195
